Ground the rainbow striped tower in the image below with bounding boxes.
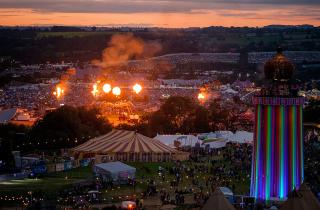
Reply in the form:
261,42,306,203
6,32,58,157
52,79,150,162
250,48,304,200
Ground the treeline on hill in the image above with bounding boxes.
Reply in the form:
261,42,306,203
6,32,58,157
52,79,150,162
1,26,320,64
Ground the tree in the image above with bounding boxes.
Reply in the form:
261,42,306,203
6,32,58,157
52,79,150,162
304,100,320,123
29,106,112,149
0,138,15,173
145,96,210,135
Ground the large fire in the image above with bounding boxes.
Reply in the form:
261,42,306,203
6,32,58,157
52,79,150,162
112,87,121,96
198,92,206,100
133,83,142,94
91,83,99,97
102,83,112,93
53,86,64,99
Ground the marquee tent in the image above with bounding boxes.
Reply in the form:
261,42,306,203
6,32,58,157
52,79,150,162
73,130,189,162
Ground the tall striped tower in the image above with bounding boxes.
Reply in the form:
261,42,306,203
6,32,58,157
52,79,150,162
250,48,304,200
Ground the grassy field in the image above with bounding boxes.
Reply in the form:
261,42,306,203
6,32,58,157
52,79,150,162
36,31,112,39
0,162,174,197
0,160,250,206
0,166,92,197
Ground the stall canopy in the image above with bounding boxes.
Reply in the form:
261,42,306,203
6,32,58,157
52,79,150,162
202,188,235,210
94,161,136,182
279,183,320,210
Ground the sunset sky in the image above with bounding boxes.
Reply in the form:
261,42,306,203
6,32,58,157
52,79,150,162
0,0,319,28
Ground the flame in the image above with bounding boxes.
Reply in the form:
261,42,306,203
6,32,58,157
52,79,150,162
133,83,142,94
53,86,64,99
102,83,112,93
112,87,121,96
198,93,206,100
91,83,99,97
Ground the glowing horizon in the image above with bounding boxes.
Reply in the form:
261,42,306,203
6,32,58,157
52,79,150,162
0,0,319,28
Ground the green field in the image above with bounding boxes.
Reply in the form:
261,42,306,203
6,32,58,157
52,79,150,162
0,160,250,207
0,166,92,197
0,162,174,197
36,31,113,39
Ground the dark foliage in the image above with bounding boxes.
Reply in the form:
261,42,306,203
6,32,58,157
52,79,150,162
304,100,320,123
29,106,112,149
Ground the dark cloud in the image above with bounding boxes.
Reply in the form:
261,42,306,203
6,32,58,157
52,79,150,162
0,0,319,14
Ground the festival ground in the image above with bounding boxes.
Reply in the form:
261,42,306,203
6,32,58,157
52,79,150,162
0,151,251,209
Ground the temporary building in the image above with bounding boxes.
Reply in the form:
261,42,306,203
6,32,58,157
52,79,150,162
73,130,189,162
0,108,17,123
228,131,253,144
93,161,136,182
279,183,320,210
198,133,228,148
154,134,201,148
202,187,236,210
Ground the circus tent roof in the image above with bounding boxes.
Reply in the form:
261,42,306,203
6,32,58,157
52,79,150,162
73,129,178,154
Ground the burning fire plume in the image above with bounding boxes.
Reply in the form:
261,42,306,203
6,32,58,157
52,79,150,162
91,83,99,97
53,67,76,99
102,83,112,93
133,83,142,94
112,87,121,96
53,86,64,99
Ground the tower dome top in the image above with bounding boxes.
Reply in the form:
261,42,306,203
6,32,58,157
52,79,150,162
264,47,294,81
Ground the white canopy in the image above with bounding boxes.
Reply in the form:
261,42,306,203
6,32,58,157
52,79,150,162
155,130,253,149
154,134,200,147
94,161,136,181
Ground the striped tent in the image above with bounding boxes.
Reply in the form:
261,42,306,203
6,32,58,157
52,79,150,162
72,130,189,162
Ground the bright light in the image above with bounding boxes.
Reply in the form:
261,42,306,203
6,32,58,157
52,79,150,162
102,83,112,93
53,86,64,99
91,83,99,97
128,204,133,209
198,93,205,100
112,87,121,96
133,83,142,94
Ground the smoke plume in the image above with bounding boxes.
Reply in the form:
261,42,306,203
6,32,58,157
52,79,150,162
92,33,162,68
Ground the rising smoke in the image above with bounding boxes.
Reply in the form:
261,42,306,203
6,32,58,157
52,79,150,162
92,33,162,69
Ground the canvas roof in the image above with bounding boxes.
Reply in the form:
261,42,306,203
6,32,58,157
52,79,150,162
95,161,136,174
279,183,320,210
73,129,178,154
202,188,236,210
0,108,17,123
